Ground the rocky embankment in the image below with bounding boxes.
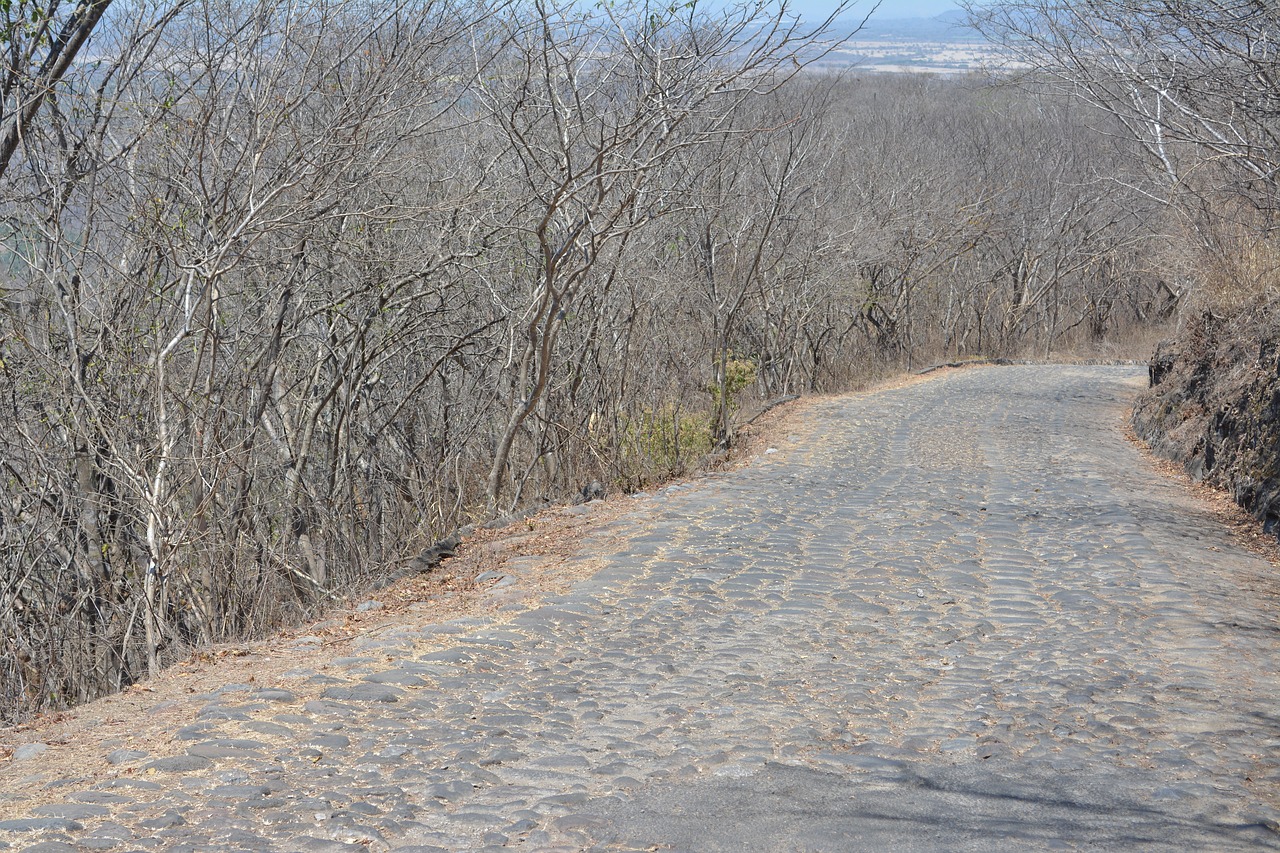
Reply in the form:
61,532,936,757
1133,297,1280,540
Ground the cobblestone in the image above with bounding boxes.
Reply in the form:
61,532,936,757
2,366,1279,850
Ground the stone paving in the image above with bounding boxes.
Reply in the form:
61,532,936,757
2,365,1279,851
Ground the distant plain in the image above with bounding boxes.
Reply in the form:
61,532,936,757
816,11,1015,73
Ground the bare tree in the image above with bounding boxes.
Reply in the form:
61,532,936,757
0,0,1176,725
474,0,861,512
967,0,1280,207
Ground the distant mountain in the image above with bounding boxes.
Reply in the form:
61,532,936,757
842,9,984,43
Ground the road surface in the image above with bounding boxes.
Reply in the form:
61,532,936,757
2,365,1278,852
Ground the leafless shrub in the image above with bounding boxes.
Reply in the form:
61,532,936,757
0,0,1172,723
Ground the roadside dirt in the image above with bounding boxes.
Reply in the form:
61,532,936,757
1127,424,1280,569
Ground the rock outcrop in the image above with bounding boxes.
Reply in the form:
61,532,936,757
1132,297,1280,539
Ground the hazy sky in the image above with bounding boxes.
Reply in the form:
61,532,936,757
794,0,961,19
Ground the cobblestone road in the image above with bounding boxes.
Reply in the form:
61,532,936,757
3,365,1279,851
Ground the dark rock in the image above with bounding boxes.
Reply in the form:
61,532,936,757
211,682,255,695
187,740,267,759
142,755,211,773
319,683,404,703
39,776,87,790
208,784,274,798
303,698,358,715
70,792,130,805
31,804,109,819
252,688,297,703
1148,338,1177,387
16,842,79,853
95,778,161,791
196,703,251,721
363,669,428,687
423,779,475,801
245,721,295,738
419,648,471,664
139,811,186,829
0,818,84,832
580,480,606,502
409,533,462,573
12,743,48,760
173,725,213,740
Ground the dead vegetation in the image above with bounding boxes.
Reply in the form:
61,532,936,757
0,0,1198,725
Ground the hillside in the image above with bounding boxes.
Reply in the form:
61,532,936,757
1134,298,1280,542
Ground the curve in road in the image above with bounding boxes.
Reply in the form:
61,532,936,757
1,365,1277,852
